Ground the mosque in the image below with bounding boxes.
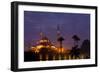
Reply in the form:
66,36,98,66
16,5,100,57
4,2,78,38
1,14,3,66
29,25,68,60
25,25,87,61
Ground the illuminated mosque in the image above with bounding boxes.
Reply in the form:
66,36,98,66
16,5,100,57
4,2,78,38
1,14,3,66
25,25,71,61
30,25,67,54
24,25,88,61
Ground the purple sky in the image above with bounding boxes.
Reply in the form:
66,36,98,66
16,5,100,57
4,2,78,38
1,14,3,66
24,11,90,51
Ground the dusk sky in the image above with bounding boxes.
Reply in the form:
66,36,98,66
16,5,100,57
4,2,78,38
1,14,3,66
24,11,90,51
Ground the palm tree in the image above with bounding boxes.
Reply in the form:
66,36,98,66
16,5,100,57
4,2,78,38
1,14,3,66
72,35,80,46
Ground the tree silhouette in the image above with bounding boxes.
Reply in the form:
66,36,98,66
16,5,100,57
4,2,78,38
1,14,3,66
70,45,80,59
80,39,90,59
69,35,81,59
72,35,80,46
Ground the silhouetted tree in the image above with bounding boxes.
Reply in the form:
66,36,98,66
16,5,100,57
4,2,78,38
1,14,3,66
70,45,80,59
80,39,90,59
69,35,81,59
72,35,80,46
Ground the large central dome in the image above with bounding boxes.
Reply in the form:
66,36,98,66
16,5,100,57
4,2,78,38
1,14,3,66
31,35,58,53
37,36,52,46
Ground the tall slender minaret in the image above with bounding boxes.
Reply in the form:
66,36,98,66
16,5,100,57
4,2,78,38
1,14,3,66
40,32,44,39
39,26,44,39
57,24,64,53
57,24,60,37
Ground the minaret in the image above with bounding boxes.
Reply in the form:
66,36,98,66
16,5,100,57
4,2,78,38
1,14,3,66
57,24,64,53
57,24,60,37
39,26,44,39
40,32,44,39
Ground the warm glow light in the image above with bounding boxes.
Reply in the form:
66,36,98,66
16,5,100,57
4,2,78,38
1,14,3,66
46,55,48,60
39,54,42,61
31,47,35,48
61,48,65,53
34,49,39,53
51,46,56,48
53,55,55,60
36,45,43,49
40,40,48,43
